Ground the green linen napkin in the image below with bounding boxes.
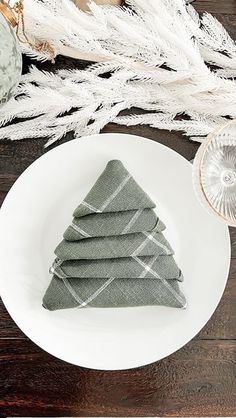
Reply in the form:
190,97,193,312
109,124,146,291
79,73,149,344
50,255,183,281
73,159,156,217
43,276,186,310
64,209,164,241
55,230,173,260
43,159,186,311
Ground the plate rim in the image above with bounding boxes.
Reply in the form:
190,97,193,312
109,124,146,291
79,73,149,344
0,133,231,370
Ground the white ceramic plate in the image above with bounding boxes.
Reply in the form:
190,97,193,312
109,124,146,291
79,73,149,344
0,134,230,370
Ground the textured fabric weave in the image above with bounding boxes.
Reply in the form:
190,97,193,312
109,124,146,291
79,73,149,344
43,276,186,310
64,209,163,241
43,160,186,311
51,255,183,281
73,160,155,217
56,231,173,260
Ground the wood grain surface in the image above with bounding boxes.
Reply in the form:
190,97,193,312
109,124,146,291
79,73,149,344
0,1,236,416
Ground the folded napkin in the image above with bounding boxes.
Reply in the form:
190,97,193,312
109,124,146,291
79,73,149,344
50,255,183,280
64,209,163,241
43,159,186,311
55,230,173,260
73,159,156,217
43,276,186,310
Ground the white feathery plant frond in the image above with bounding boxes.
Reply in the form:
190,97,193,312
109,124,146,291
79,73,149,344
0,0,235,145
0,61,235,146
7,0,236,71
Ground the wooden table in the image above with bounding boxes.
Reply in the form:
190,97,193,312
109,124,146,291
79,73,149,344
0,1,236,416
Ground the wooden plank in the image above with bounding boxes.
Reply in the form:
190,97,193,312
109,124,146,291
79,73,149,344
0,140,47,177
0,339,235,416
195,0,236,15
0,300,25,339
230,227,236,259
197,274,236,339
213,14,236,40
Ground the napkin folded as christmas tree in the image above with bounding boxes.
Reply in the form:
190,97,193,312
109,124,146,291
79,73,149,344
43,160,186,310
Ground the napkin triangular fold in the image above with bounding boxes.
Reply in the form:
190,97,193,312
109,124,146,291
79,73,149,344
55,231,173,260
73,160,156,217
43,159,186,311
43,276,186,311
51,255,183,281
64,209,164,241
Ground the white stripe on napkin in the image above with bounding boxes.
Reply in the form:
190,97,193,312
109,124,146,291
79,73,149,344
122,209,143,234
133,256,162,280
139,255,158,278
62,278,85,305
81,174,130,214
142,231,170,254
78,277,115,308
132,233,152,257
81,201,102,213
100,174,131,212
71,222,91,238
133,256,185,306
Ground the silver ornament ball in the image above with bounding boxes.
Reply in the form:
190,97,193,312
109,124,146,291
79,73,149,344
0,12,22,106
